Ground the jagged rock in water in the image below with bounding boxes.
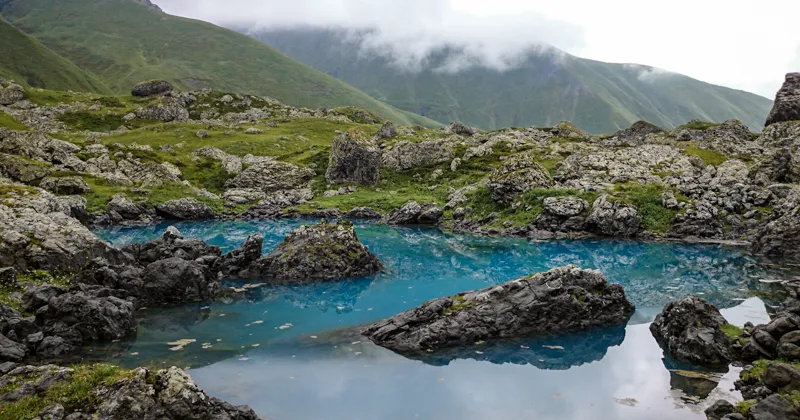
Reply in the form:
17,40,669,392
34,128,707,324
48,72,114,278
0,83,24,105
344,207,382,219
131,79,173,97
362,265,634,353
326,130,381,186
375,121,398,139
247,221,382,284
219,233,263,278
141,257,217,304
585,194,642,237
155,198,216,220
224,160,313,193
39,176,92,195
765,73,800,127
446,121,477,136
38,290,137,346
386,200,443,225
649,296,734,367
381,139,455,170
0,153,50,183
122,226,221,265
134,97,188,121
486,156,551,205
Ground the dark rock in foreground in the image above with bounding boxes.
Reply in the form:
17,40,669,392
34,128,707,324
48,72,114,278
247,220,382,284
131,79,174,97
362,265,634,353
219,233,264,278
650,296,734,367
765,73,800,127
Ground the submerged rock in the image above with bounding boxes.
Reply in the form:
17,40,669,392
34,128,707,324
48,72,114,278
765,72,800,127
362,265,634,353
248,220,382,284
325,130,381,186
649,296,734,366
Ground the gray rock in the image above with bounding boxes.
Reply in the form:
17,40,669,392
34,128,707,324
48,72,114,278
38,403,65,420
35,336,74,359
39,176,91,195
122,227,221,265
244,127,263,135
609,120,664,146
762,362,800,394
195,130,209,139
382,139,455,170
751,198,800,260
219,233,263,278
131,80,173,97
248,221,382,284
134,97,188,122
326,130,381,186
21,285,66,313
344,207,382,219
446,121,477,136
0,333,27,362
748,394,800,420
486,156,551,205
155,198,216,220
0,153,50,183
0,84,24,105
375,121,398,139
0,129,81,164
586,194,642,237
387,200,443,225
193,146,242,174
705,399,735,420
39,291,136,345
777,330,800,361
765,73,800,127
363,265,634,353
224,160,314,193
241,188,313,218
649,296,734,366
141,257,217,304
107,193,146,220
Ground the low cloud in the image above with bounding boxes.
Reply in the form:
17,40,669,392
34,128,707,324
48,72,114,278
623,64,676,83
156,0,584,73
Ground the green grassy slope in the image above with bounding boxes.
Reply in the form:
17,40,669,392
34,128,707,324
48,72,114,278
0,15,109,92
250,28,773,133
0,0,439,127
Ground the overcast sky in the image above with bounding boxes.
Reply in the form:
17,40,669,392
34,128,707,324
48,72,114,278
157,0,800,98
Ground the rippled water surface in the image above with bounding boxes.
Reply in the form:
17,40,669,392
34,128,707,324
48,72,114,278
92,220,787,420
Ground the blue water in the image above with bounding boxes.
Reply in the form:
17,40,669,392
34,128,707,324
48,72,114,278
91,220,788,420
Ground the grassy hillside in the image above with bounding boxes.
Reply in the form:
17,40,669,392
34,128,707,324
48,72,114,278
0,15,109,92
250,28,773,134
0,0,439,127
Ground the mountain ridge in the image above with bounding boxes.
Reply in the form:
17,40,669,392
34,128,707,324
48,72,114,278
245,26,773,134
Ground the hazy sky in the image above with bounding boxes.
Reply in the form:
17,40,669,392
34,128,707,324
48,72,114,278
157,0,800,98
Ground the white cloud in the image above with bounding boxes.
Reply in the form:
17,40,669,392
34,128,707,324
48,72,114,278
156,0,800,97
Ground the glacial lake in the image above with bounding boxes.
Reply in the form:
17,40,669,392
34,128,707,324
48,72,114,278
91,220,790,420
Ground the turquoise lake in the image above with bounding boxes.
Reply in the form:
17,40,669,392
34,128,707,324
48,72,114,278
91,220,789,420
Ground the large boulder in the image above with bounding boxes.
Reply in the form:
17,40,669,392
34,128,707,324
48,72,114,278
0,83,24,106
134,97,188,122
325,130,381,186
0,154,50,183
131,80,173,97
122,226,221,265
765,73,800,127
39,176,92,195
585,194,642,237
649,296,734,366
155,198,216,220
534,196,589,232
224,160,314,193
762,362,800,394
386,200,443,225
107,193,147,220
446,121,477,136
382,139,455,170
486,156,551,205
38,291,136,346
362,265,634,353
0,333,27,362
141,257,217,304
218,233,263,278
748,394,800,420
248,221,382,284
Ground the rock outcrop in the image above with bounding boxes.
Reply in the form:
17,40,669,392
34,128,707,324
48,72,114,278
0,83,24,106
446,121,477,136
362,265,634,353
649,296,734,366
585,195,642,237
375,121,397,139
486,156,551,205
751,189,800,260
224,160,314,192
0,154,50,183
247,221,382,284
131,80,174,97
609,120,664,146
765,73,800,127
740,312,800,361
219,233,263,278
155,198,216,220
386,200,443,225
382,139,455,170
325,130,381,186
39,176,91,195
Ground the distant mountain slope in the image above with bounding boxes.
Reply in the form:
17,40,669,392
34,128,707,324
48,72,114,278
0,15,109,93
0,0,439,127
249,27,773,133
